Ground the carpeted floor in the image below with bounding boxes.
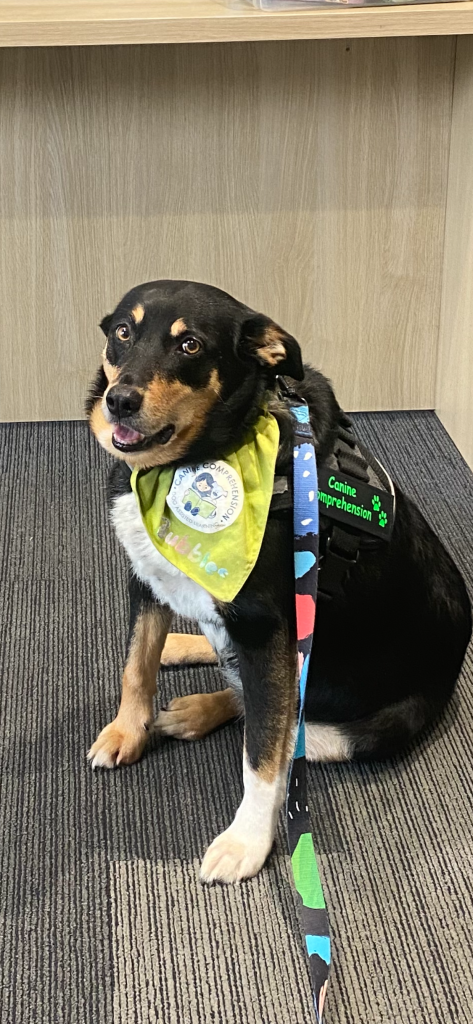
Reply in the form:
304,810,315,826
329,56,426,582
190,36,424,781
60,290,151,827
0,411,472,1024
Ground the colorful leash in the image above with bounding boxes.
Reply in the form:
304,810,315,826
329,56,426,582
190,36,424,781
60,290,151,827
285,392,331,1023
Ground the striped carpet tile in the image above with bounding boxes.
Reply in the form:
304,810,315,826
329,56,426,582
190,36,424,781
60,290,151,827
0,411,471,1023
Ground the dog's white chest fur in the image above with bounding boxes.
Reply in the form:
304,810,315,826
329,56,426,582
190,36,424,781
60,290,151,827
111,491,222,627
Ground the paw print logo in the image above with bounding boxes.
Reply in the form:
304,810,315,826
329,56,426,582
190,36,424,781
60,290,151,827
379,510,388,528
372,495,381,512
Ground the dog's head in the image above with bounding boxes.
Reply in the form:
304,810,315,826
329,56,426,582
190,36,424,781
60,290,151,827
86,280,303,468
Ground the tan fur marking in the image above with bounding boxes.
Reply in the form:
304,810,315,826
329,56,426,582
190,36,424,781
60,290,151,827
131,303,145,324
88,606,171,767
161,633,217,666
132,368,221,468
156,689,239,741
258,713,297,784
103,356,119,385
145,369,220,421
255,628,298,784
257,734,294,784
170,318,187,337
122,608,170,713
258,326,287,368
89,397,115,453
88,396,154,469
90,350,221,469
145,375,192,414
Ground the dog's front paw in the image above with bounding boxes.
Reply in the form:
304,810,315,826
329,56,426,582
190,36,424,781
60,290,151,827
200,828,272,884
87,718,149,769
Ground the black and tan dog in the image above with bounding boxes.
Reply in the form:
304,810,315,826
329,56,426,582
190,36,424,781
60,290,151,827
87,280,471,883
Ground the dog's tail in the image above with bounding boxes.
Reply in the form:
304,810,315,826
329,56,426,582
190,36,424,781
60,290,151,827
161,633,217,667
345,693,448,761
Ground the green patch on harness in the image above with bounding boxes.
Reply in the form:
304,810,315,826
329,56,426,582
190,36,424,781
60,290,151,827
317,466,394,540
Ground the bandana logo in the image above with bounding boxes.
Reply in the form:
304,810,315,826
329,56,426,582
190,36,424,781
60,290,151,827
167,461,244,534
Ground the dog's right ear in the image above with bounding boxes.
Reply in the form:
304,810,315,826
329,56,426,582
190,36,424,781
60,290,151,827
99,314,112,336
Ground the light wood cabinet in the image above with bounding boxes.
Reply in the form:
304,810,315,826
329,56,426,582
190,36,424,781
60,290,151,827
0,4,471,468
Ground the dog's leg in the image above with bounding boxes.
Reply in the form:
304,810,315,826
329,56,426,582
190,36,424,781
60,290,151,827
88,576,171,769
156,689,240,740
160,633,217,666
200,625,296,883
157,622,241,739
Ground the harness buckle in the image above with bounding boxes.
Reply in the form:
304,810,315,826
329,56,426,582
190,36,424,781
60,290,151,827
276,374,300,402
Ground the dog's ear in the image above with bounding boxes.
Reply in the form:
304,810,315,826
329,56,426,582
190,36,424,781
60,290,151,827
99,314,112,336
236,313,304,381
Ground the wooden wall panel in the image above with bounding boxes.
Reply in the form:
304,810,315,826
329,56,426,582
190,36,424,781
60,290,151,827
436,36,473,471
0,39,454,421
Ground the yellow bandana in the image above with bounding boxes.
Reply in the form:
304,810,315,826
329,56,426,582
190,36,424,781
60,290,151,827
130,412,280,602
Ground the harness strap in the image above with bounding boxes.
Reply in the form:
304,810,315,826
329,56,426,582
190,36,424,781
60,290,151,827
286,395,330,1024
319,524,360,600
270,411,395,601
335,438,370,482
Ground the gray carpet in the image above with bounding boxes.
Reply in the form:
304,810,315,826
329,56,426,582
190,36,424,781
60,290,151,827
0,411,472,1024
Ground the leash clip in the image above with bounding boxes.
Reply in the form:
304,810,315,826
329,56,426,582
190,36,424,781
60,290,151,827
276,374,300,402
277,376,318,447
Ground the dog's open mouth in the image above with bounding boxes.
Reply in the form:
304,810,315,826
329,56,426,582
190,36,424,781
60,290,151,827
112,423,175,453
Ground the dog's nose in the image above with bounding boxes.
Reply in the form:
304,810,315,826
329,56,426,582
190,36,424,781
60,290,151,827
106,386,143,420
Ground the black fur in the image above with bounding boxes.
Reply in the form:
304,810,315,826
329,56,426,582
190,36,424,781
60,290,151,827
88,280,472,766
85,365,108,419
225,373,471,761
127,572,160,656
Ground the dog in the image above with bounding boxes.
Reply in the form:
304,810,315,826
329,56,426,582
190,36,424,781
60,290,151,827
86,279,472,883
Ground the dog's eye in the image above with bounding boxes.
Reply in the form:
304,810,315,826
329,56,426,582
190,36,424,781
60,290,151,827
180,337,202,356
115,324,131,343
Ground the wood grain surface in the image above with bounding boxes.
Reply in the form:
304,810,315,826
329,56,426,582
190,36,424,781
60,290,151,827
0,1,468,46
0,39,455,420
436,36,473,470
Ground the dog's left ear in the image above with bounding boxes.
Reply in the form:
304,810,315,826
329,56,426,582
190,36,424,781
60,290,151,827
236,313,304,381
99,314,112,336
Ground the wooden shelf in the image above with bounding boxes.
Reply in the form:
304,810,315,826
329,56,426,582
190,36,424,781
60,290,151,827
0,0,470,47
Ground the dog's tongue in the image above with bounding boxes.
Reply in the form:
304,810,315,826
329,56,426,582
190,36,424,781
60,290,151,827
113,424,144,445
